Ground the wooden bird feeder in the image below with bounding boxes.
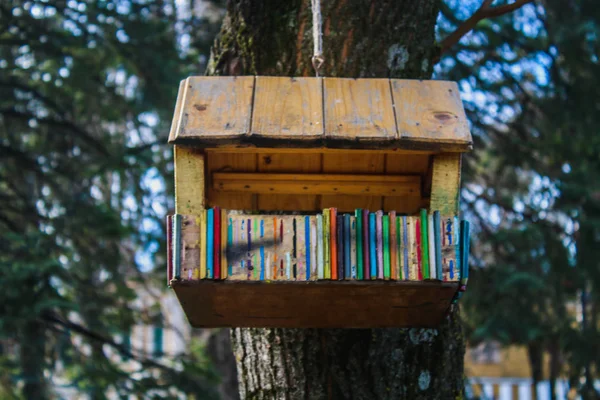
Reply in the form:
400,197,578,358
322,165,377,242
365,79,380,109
168,76,472,329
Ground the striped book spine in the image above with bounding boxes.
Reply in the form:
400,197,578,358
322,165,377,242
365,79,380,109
415,217,423,280
323,209,331,279
213,207,221,279
173,214,182,279
344,214,351,279
454,216,461,281
383,214,390,280
206,209,214,279
310,216,317,280
376,211,383,279
407,217,417,280
355,209,364,280
330,208,338,280
428,213,436,280
420,209,429,280
167,215,173,285
389,211,397,280
292,218,297,280
369,213,376,279
317,214,324,279
336,214,344,280
402,216,409,280
221,209,228,279
363,209,370,280
433,211,442,281
305,216,311,281
350,216,357,279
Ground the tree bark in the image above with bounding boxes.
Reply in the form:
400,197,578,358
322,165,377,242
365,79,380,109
207,1,465,399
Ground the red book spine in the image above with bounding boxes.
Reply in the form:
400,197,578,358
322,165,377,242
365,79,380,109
362,209,370,280
330,208,338,280
214,207,221,279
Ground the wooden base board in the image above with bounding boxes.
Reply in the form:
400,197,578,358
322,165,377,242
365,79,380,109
171,280,458,328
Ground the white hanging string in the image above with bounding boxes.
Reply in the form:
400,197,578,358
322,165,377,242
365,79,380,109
310,0,325,77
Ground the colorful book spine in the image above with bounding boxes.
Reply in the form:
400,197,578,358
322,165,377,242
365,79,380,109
402,216,409,280
317,214,324,279
428,213,436,280
420,209,429,280
292,218,297,280
305,216,311,281
441,216,457,281
389,211,397,279
344,214,351,279
363,209,370,280
221,209,228,279
460,220,470,287
350,216,357,279
199,210,207,279
407,217,417,280
396,217,403,280
376,211,383,279
330,208,338,280
336,214,344,280
369,213,376,279
167,215,173,284
323,209,331,279
454,216,461,281
173,214,182,279
355,209,364,279
433,211,442,281
310,216,317,280
206,209,214,279
415,217,423,280
383,214,390,279
213,207,221,279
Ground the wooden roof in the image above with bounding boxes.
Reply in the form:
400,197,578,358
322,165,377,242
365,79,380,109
168,76,472,152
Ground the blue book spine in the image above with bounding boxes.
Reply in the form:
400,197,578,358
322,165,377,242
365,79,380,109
344,214,351,279
173,214,182,279
433,211,443,280
460,220,470,285
369,213,377,279
207,209,214,279
305,216,311,281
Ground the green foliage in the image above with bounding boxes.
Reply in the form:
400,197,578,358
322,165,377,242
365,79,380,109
0,0,222,397
438,0,600,395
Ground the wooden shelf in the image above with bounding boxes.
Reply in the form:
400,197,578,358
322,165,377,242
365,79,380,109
171,280,458,328
212,172,421,196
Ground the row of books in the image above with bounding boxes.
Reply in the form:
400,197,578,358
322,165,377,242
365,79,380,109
168,209,470,285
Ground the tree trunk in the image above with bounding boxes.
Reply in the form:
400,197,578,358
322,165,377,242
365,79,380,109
20,320,48,400
207,1,465,399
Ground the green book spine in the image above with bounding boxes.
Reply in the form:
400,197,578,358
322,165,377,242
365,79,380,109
397,217,403,280
355,209,363,280
383,215,391,279
420,209,430,279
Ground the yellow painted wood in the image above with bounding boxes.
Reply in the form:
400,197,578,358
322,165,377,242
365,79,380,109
213,173,421,197
391,79,471,147
174,145,205,214
171,76,255,141
206,152,256,210
429,153,461,215
324,78,397,140
256,152,321,211
251,77,323,139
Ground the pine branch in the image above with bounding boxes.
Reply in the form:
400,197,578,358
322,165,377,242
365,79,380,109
438,0,534,57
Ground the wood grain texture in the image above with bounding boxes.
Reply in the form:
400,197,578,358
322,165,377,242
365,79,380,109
172,280,458,328
384,153,430,213
171,76,254,141
324,78,396,141
174,146,205,214
256,152,321,211
213,173,421,196
392,79,471,147
251,77,323,140
206,152,256,210
430,153,462,216
168,79,187,143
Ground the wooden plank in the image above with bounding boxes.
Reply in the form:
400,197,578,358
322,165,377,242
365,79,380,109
172,280,458,328
206,152,256,210
383,153,430,213
205,148,435,155
429,153,461,215
256,152,321,211
324,78,397,141
251,77,323,140
170,76,254,142
174,146,205,214
321,152,385,212
168,79,187,143
391,79,472,148
213,172,421,197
